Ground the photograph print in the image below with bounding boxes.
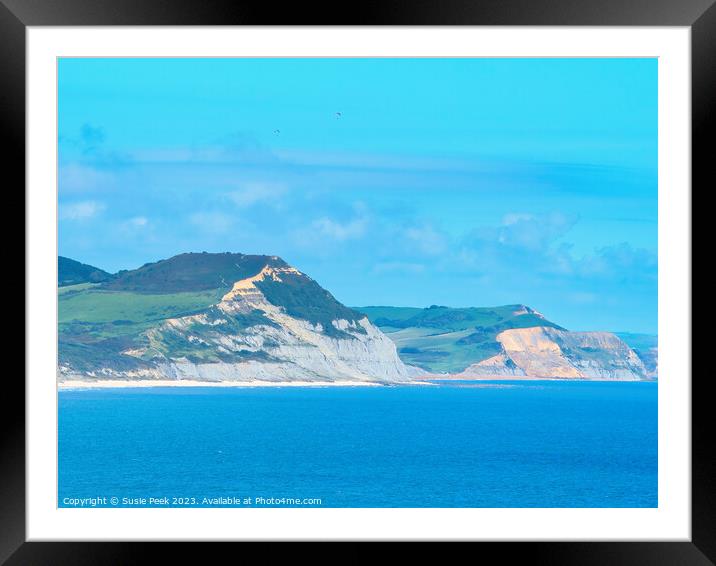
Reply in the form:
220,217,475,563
58,57,657,509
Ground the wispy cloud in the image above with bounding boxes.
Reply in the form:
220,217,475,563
226,182,287,209
127,138,278,167
59,200,106,220
312,216,368,241
126,216,149,228
114,216,154,241
455,212,655,287
189,211,235,234
576,243,657,281
59,164,114,193
403,224,448,256
373,262,426,274
495,211,577,252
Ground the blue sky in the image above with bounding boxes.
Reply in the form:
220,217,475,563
58,58,657,333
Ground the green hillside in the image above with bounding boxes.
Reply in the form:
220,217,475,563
358,304,563,373
58,256,114,287
58,252,369,371
59,285,224,334
58,282,226,369
256,271,365,337
102,252,287,293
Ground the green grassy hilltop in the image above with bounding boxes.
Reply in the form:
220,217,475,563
58,256,114,287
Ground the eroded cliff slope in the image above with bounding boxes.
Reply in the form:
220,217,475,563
58,253,418,384
459,326,649,380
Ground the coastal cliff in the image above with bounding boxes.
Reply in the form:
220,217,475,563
58,253,655,383
58,253,418,384
360,305,655,381
459,327,649,380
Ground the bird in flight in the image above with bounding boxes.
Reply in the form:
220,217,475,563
273,129,281,135
335,112,342,119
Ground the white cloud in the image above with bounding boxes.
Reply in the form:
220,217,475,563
116,216,152,239
129,216,148,227
226,182,287,208
373,262,426,274
125,216,149,228
313,216,368,241
59,164,114,193
490,211,578,251
403,224,448,255
457,213,656,289
576,243,657,280
59,201,106,220
189,211,235,234
502,212,535,226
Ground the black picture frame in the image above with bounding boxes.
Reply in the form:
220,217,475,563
4,0,707,561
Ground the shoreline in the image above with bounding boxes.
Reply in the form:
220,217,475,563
423,376,649,382
57,376,654,389
58,379,396,390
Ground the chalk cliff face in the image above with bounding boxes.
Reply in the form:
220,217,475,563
459,353,527,378
459,327,649,380
58,255,419,384
147,265,417,382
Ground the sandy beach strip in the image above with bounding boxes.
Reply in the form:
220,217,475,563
57,379,395,389
423,375,647,382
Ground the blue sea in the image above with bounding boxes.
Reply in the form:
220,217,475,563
58,381,657,508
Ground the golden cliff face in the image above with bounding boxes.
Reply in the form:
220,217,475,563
497,327,583,378
460,326,649,380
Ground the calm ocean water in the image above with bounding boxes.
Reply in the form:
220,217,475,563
58,381,657,508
